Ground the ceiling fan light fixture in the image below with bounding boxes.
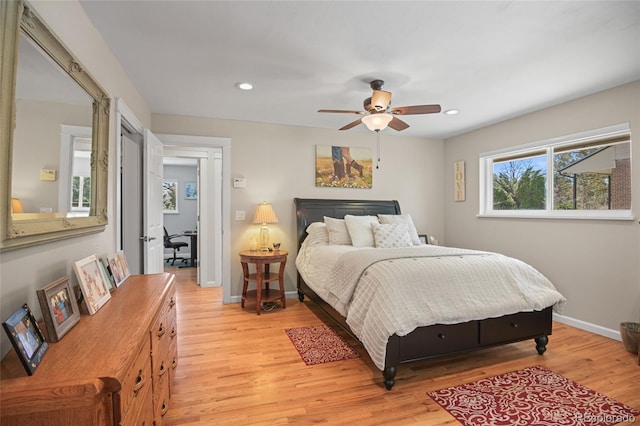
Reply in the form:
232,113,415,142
371,90,392,111
362,113,393,131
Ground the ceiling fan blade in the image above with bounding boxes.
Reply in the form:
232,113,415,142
388,117,409,131
339,118,363,131
390,104,441,115
318,109,366,115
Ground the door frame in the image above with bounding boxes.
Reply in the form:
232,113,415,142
159,134,231,299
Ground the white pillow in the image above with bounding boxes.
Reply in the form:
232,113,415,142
344,215,379,247
378,214,421,246
372,223,413,248
304,222,329,245
324,216,351,245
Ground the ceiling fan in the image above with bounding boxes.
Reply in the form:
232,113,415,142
318,79,441,132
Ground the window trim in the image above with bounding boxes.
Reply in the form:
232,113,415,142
478,123,634,221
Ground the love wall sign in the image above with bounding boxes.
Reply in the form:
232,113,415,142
454,161,465,201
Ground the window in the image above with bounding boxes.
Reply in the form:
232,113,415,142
71,176,91,210
69,138,92,212
479,124,632,220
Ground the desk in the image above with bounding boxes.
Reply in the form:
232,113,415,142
240,250,287,315
182,231,197,267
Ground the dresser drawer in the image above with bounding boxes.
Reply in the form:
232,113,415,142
152,289,177,353
480,309,552,345
120,375,154,426
154,376,171,424
399,321,478,360
119,339,152,418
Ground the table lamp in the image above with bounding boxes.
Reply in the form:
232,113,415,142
252,202,279,251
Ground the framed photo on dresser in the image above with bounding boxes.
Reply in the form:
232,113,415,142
73,254,112,315
2,303,49,375
36,276,80,342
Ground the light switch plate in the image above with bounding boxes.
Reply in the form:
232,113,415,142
233,177,246,188
235,210,246,221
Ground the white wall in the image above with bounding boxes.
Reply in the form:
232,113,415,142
151,115,445,300
444,80,640,333
0,0,150,357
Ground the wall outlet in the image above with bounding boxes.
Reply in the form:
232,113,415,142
235,210,246,221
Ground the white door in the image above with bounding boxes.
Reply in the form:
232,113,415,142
143,129,164,273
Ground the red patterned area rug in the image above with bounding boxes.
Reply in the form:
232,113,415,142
285,324,359,366
428,365,639,426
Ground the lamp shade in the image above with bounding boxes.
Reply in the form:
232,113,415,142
252,202,279,225
11,198,23,213
361,113,393,131
371,90,392,111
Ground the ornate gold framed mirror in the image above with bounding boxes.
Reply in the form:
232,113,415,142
1,1,110,251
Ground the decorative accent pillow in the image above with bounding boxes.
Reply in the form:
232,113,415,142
323,217,351,245
378,214,421,245
372,223,413,248
344,215,379,247
305,222,329,245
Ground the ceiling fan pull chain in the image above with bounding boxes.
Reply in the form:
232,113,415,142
376,130,381,169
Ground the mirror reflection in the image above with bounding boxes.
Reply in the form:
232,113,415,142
12,33,94,220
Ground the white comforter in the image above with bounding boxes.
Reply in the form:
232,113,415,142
296,243,566,370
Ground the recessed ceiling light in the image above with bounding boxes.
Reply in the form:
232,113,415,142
443,109,459,115
234,82,253,91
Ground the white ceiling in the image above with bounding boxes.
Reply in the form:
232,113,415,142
78,1,640,139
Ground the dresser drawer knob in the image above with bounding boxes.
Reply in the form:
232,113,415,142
172,358,178,369
511,322,519,328
169,297,176,308
438,333,446,339
157,323,166,337
133,370,146,395
170,327,177,338
161,400,169,416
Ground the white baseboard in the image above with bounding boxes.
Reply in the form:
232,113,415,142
553,313,622,341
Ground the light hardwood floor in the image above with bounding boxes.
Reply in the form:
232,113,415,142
164,266,640,425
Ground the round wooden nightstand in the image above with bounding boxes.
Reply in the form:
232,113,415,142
239,250,287,315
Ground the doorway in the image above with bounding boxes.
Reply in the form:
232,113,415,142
162,155,199,281
161,139,227,290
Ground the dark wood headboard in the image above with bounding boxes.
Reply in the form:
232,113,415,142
294,198,401,248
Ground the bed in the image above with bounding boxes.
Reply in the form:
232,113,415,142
294,198,566,390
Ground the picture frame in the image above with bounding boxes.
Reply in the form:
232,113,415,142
36,276,81,343
99,257,116,291
2,304,49,375
109,257,124,287
418,234,428,245
115,251,131,283
184,181,197,199
315,145,373,189
73,254,112,315
163,179,179,213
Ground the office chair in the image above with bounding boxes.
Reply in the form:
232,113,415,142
164,227,188,265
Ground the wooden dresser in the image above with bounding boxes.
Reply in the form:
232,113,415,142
0,273,178,425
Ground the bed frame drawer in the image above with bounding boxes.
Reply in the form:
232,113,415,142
480,309,552,345
398,321,478,360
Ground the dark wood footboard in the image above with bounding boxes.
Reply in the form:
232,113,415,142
298,277,552,390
